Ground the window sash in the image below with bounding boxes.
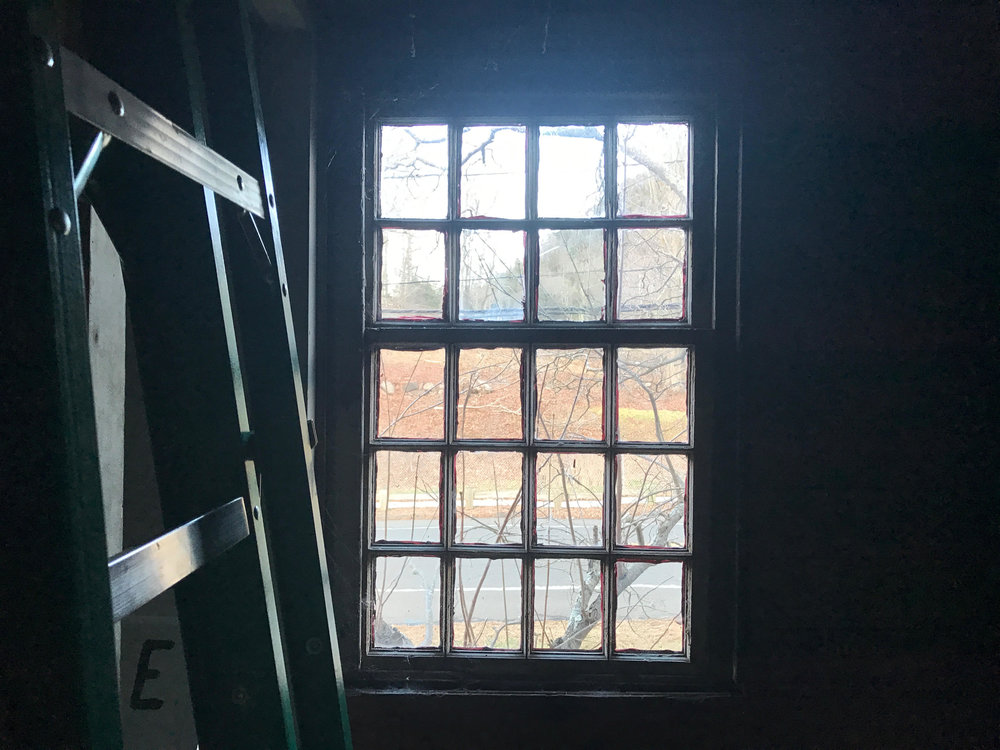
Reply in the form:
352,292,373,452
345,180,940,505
371,116,713,329
366,341,699,659
345,106,736,692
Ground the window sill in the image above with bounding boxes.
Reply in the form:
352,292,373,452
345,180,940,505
346,685,739,699
345,664,738,697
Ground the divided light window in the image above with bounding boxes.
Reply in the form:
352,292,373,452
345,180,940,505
365,118,705,664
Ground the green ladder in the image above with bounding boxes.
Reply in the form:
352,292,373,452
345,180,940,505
0,1,351,747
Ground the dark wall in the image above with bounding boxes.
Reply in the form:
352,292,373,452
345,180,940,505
315,1,998,747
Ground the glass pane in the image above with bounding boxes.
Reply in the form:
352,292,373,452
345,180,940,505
379,229,445,320
457,348,522,440
535,452,604,547
461,126,525,218
376,348,444,439
379,125,448,219
459,230,525,320
615,561,683,652
617,348,689,443
373,451,440,543
616,123,689,217
538,125,604,218
455,451,523,545
372,556,440,649
533,558,602,651
538,229,605,321
453,558,522,650
535,348,603,441
617,228,687,321
616,454,687,548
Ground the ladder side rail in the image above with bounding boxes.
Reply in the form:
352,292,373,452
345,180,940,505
183,2,354,747
237,7,354,746
0,6,122,747
175,4,305,743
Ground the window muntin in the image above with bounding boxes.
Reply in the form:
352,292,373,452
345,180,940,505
366,118,702,665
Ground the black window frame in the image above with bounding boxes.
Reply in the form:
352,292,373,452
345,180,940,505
330,93,740,695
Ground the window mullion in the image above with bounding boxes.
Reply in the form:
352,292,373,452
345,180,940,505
443,444,455,554
373,227,382,322
445,121,461,455
524,345,536,452
526,124,539,325
522,533,532,658
607,558,617,656
447,123,461,322
605,120,618,324
604,339,616,658
442,541,453,655
443,303,459,653
603,346,615,551
605,344,617,450
524,341,537,653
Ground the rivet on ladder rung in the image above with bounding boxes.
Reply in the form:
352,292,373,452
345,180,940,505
35,37,54,68
107,91,124,117
47,208,71,235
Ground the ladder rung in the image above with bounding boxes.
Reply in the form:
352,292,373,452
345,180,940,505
60,47,266,218
107,497,250,622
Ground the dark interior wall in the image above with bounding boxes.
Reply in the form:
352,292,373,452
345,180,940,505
314,0,999,747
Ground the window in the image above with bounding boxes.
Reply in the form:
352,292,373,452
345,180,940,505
355,107,738,692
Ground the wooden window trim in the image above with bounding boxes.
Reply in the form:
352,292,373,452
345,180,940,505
325,94,740,694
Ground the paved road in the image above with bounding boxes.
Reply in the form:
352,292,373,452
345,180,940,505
375,520,683,630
